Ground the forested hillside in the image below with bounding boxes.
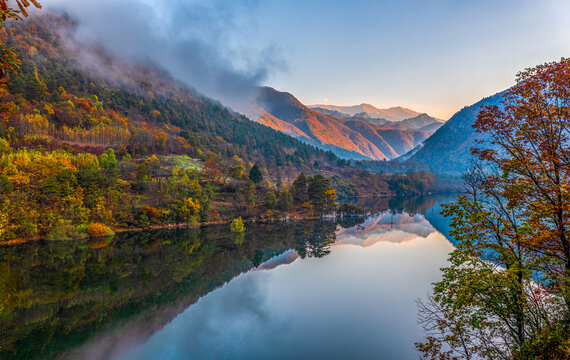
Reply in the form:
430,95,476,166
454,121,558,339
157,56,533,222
0,12,364,242
404,92,504,174
0,12,437,243
1,13,338,171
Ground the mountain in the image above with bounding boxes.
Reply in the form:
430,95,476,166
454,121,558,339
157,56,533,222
252,87,431,161
0,13,343,174
311,103,422,122
4,13,384,242
416,122,445,133
255,87,389,160
400,113,444,130
311,107,389,126
405,92,504,174
311,105,443,133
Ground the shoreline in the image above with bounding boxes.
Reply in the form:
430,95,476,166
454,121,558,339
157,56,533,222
0,192,450,247
0,214,336,247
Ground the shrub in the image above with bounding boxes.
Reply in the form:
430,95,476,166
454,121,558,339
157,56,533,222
230,217,245,233
87,223,115,238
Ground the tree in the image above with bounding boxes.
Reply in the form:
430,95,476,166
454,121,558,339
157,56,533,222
291,173,308,204
277,190,293,212
308,175,330,211
417,58,570,359
264,191,277,209
229,164,245,179
474,59,570,309
244,180,256,207
1,0,42,81
249,164,262,183
86,222,114,238
175,197,200,226
203,155,222,183
99,148,118,182
1,0,41,21
148,154,161,178
0,138,11,153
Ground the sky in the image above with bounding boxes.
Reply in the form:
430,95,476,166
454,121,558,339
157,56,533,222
45,0,570,119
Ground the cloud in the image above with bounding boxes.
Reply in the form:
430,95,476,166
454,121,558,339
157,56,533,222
45,0,286,104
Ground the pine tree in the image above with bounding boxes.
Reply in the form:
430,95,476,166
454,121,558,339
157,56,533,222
249,164,262,183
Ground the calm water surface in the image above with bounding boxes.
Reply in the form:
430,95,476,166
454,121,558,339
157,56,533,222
0,195,456,360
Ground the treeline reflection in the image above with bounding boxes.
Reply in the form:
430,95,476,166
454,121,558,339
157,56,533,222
0,195,457,360
0,220,340,360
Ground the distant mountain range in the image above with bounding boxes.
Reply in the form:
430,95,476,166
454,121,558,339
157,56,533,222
309,93,510,175
244,85,509,174
248,87,438,161
311,103,427,122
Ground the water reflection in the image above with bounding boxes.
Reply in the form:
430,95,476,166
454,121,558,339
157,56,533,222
336,211,437,247
110,199,454,360
0,221,338,360
0,195,457,360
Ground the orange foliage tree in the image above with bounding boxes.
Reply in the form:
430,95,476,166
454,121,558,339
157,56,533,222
1,0,41,80
417,58,570,358
474,58,570,306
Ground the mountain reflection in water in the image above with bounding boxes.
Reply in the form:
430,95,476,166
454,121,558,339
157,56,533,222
0,195,456,360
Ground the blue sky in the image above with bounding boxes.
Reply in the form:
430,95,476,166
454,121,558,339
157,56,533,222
48,0,570,119
253,0,570,118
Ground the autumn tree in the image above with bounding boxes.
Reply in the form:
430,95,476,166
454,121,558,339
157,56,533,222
230,216,245,233
417,58,570,359
473,59,570,310
203,155,222,183
229,164,245,179
1,0,41,81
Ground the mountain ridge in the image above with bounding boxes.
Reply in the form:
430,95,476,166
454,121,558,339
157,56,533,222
251,87,431,161
405,92,505,174
310,103,444,123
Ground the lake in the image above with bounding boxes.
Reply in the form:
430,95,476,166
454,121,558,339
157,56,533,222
0,195,456,360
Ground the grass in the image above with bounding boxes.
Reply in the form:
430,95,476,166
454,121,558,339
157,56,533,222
160,155,202,171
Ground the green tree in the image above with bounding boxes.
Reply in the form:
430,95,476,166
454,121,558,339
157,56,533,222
291,173,308,204
264,191,277,209
249,164,262,183
241,180,256,207
277,190,293,212
308,175,330,210
99,148,118,182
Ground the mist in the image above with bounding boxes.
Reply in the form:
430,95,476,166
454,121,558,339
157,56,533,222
45,0,285,107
